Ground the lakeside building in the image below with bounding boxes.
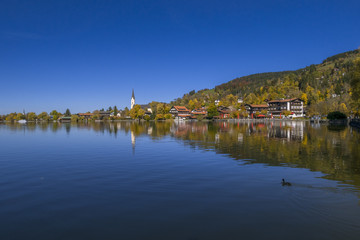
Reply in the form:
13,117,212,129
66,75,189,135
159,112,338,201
217,106,231,119
245,104,268,117
110,111,122,117
59,116,71,122
77,113,94,119
268,98,304,117
191,108,207,119
139,104,152,116
170,106,191,119
99,111,111,118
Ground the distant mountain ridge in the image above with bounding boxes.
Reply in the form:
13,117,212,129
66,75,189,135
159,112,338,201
214,49,359,97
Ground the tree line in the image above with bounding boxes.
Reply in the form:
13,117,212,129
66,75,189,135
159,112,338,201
0,106,130,122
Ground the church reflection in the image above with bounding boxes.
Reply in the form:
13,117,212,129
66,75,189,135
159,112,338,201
4,120,360,191
131,130,136,153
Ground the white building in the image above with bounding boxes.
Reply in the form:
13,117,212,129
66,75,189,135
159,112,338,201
268,98,304,117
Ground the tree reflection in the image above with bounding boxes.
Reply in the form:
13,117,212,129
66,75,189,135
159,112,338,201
2,120,360,191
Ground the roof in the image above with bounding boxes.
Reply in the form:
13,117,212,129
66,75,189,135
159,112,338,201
217,108,231,114
173,106,190,112
78,113,94,116
191,108,207,114
132,89,135,99
268,98,301,103
191,111,207,115
248,104,268,108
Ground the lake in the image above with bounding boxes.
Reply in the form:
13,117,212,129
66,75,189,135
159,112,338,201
1,120,360,240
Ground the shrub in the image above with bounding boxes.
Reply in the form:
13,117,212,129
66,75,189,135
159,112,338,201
155,114,164,120
327,111,347,120
71,115,79,122
196,115,205,121
282,110,292,117
164,114,172,119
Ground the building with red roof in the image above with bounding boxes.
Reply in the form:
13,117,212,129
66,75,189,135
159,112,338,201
169,106,191,119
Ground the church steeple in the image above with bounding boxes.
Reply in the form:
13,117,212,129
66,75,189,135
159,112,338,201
131,89,135,109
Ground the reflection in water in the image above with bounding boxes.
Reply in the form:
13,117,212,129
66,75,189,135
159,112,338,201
2,120,360,191
1,120,360,240
131,130,136,153
268,121,304,141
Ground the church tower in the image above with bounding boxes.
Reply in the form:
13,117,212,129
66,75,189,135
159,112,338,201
131,89,135,109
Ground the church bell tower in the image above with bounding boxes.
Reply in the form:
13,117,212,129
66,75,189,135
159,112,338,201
131,89,135,109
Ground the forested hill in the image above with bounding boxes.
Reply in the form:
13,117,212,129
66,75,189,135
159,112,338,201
171,48,360,116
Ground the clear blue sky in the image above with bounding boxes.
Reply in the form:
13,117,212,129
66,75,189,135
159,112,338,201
1,0,359,114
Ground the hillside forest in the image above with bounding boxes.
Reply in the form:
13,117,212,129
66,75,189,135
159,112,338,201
171,49,360,116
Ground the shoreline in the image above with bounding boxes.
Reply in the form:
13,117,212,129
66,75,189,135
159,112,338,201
1,118,313,124
2,118,359,125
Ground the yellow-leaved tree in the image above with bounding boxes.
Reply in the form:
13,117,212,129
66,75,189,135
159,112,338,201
129,105,145,120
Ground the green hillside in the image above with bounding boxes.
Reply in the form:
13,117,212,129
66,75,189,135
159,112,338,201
171,49,360,116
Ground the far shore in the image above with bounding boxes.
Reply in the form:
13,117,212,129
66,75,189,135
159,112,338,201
3,117,360,125
0,118,323,123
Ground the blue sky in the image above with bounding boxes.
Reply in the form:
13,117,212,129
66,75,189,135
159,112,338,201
1,0,360,114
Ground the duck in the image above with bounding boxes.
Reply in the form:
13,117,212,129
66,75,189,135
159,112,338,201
282,178,292,186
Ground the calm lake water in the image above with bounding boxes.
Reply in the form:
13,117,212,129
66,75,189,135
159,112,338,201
1,121,360,240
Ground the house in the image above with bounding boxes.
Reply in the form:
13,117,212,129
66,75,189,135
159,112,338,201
140,104,152,116
110,111,122,118
169,106,191,119
191,108,207,118
60,116,71,122
99,111,111,118
217,106,231,119
215,100,220,106
268,98,304,117
77,113,94,119
245,104,268,118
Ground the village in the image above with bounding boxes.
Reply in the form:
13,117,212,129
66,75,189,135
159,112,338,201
74,90,305,121
167,98,304,120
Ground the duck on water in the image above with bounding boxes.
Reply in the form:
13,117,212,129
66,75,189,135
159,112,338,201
282,179,292,186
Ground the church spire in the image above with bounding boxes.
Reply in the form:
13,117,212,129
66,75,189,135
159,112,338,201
131,89,135,109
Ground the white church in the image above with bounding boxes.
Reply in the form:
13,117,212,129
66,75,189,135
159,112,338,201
131,89,152,114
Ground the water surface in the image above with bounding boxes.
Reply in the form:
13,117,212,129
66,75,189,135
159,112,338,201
1,121,360,240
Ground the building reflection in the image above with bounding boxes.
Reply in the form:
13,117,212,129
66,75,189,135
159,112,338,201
267,121,304,141
3,120,360,191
